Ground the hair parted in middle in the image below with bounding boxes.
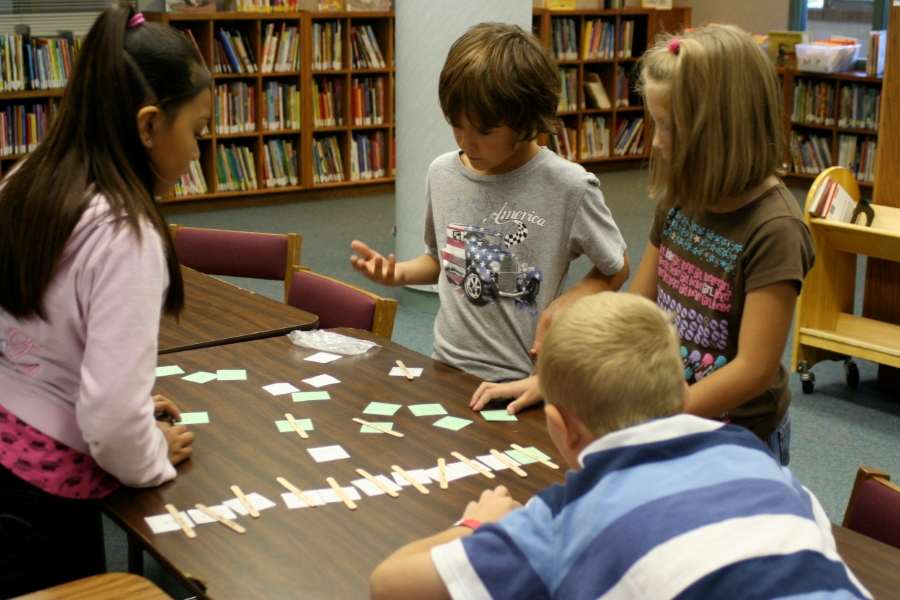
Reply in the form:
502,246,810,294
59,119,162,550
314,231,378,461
439,22,560,140
538,293,684,437
637,25,784,209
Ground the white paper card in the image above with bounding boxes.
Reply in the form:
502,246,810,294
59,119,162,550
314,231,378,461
145,511,194,534
351,475,402,497
262,382,301,396
425,461,480,483
391,468,432,487
305,352,342,364
315,486,362,503
477,454,517,471
307,445,350,462
302,374,341,388
282,490,325,509
182,371,218,384
389,367,424,377
187,504,238,525
156,365,185,377
223,492,277,516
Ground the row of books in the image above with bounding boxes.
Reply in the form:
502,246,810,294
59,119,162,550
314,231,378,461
0,103,51,156
838,84,880,131
235,0,301,11
351,76,386,126
808,176,858,223
350,25,386,69
174,160,209,197
260,23,301,73
313,77,343,127
618,20,635,59
551,18,578,60
789,130,831,175
615,66,631,107
313,21,342,70
216,144,259,191
215,82,256,134
866,30,887,77
559,68,579,112
0,33,81,91
792,79,835,126
312,135,345,183
582,115,610,159
548,126,576,161
838,134,877,184
263,138,300,188
215,29,258,74
263,81,301,130
614,117,643,156
583,19,615,60
349,131,387,180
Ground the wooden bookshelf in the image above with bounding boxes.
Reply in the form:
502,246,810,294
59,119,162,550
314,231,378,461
531,6,691,170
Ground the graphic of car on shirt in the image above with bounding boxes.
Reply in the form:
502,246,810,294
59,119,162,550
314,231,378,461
441,223,542,305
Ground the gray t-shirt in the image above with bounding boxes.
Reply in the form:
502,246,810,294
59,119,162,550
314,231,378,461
424,148,626,382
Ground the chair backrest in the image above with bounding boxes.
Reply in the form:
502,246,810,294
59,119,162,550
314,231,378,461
287,267,398,339
843,466,900,550
169,224,301,302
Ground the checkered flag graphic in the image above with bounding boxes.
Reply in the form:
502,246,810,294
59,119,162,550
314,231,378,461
503,221,528,248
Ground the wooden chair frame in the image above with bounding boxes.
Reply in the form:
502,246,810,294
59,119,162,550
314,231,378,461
843,466,900,528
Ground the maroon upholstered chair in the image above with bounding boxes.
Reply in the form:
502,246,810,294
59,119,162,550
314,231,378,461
287,267,398,339
169,224,301,302
842,466,900,550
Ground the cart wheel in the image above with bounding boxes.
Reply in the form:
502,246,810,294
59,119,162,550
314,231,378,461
797,360,815,394
844,359,860,389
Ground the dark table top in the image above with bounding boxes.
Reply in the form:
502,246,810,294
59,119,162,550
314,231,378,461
832,523,900,599
13,573,171,600
158,267,318,355
104,330,566,599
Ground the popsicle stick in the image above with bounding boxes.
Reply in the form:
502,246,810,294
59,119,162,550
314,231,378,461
194,503,246,534
391,465,430,494
165,503,196,538
355,468,399,498
491,449,528,478
396,360,414,380
284,413,309,439
326,477,357,510
511,444,560,469
276,476,318,507
230,484,260,518
437,458,448,490
352,417,404,438
451,452,495,479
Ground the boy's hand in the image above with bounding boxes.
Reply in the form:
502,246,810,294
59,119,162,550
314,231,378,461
470,376,542,414
152,394,181,423
350,240,399,286
460,486,521,524
157,421,195,465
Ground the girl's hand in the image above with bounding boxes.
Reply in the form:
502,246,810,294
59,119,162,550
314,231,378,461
157,421,195,465
153,394,181,423
460,486,522,524
350,240,399,286
470,376,543,414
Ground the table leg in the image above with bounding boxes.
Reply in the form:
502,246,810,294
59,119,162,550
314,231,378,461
127,534,144,575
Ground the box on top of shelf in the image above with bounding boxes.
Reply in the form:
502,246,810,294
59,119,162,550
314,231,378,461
796,42,860,74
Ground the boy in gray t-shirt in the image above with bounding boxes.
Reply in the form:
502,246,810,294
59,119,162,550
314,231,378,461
351,23,628,406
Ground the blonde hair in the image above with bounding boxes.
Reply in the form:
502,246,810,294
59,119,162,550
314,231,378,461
637,25,783,209
439,22,560,140
538,293,684,437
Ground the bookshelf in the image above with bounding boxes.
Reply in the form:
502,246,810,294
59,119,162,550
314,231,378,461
531,6,691,169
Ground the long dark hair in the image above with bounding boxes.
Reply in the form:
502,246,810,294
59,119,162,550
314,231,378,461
0,1,210,319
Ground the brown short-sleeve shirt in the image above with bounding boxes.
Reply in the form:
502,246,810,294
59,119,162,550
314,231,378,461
649,183,815,440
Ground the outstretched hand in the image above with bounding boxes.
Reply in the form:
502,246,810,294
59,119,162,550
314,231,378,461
350,240,400,286
157,421,195,465
470,376,543,415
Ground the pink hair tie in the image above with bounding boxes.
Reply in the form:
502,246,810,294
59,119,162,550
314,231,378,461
127,12,146,30
668,37,681,54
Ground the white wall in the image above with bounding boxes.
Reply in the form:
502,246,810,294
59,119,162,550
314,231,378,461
674,0,789,33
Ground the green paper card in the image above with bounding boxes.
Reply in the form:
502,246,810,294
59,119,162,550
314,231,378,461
292,391,331,402
481,410,518,422
505,446,552,465
360,421,393,434
156,365,184,377
276,418,314,433
432,416,473,431
216,369,247,381
182,371,217,384
174,412,209,425
408,403,447,417
363,402,402,416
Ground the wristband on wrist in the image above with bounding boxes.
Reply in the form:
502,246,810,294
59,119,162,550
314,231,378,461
453,518,481,530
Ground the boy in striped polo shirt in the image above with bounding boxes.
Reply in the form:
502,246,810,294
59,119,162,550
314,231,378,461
370,293,870,600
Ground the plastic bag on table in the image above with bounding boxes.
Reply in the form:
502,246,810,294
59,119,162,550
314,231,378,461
287,330,380,355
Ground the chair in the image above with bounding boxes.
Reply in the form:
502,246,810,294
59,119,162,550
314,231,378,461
286,266,398,339
169,224,301,302
842,466,900,550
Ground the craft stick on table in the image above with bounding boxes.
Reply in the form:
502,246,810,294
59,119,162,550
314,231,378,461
355,468,399,498
165,504,196,539
510,444,560,469
352,417,405,438
194,504,246,534
490,449,528,478
285,413,309,439
391,465,430,495
395,360,414,380
326,477,358,510
230,484,260,518
437,458,449,490
277,476,319,507
451,452,495,479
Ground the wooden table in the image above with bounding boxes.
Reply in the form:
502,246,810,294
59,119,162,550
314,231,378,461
104,330,566,599
833,524,900,599
158,267,318,355
13,573,170,600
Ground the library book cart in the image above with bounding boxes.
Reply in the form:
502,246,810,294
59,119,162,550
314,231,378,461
791,166,900,393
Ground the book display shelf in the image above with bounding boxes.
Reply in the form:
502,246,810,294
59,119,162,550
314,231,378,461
532,7,691,170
